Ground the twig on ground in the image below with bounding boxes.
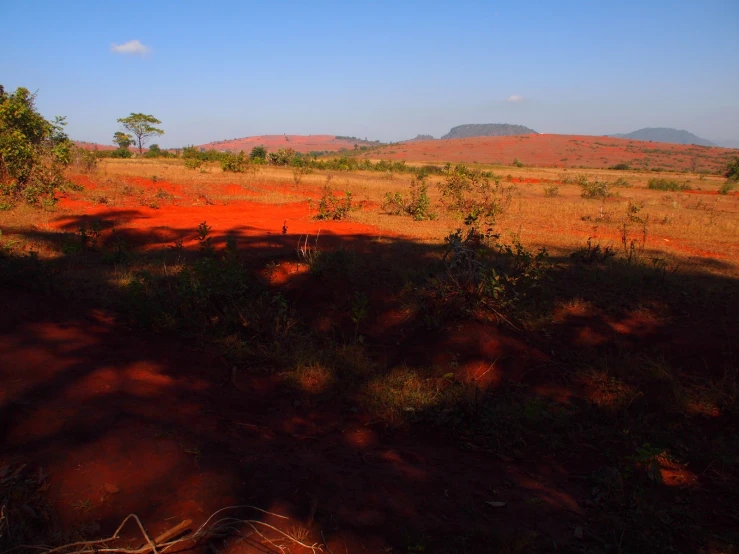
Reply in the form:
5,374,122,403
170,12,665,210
4,506,321,554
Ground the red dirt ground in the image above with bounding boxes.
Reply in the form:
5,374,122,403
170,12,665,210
360,134,739,172
2,176,735,552
197,135,376,154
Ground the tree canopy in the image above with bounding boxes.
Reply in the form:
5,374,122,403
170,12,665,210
117,113,164,156
0,85,72,207
113,131,132,149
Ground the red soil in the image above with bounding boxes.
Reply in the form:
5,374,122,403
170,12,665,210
197,135,374,154
361,134,739,172
2,175,733,552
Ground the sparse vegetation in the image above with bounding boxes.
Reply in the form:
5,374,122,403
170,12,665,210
647,177,691,191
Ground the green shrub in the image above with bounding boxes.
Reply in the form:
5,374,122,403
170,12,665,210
72,147,98,172
382,177,436,221
314,186,356,220
0,85,72,207
718,180,737,195
725,157,739,181
250,146,267,163
184,158,203,170
220,151,249,172
580,178,610,200
110,147,133,159
543,186,559,197
608,163,630,170
647,178,690,191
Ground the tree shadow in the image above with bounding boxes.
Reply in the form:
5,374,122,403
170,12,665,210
1,216,737,553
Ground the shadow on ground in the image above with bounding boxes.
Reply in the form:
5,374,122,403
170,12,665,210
1,213,737,553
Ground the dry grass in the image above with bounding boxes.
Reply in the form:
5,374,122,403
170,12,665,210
2,158,737,281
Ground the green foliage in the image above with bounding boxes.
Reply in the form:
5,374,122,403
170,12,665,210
113,131,132,149
512,158,524,168
437,164,513,220
72,146,98,172
250,146,267,162
725,157,739,181
313,186,356,220
184,157,204,170
267,148,297,166
543,185,559,197
117,113,164,155
220,151,249,172
144,143,171,158
579,177,611,200
127,225,294,341
0,85,72,207
608,162,631,170
110,147,133,159
382,176,436,221
718,180,737,195
441,212,549,311
647,178,690,191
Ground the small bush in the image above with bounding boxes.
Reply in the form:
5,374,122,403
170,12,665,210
543,186,559,197
608,163,630,170
314,186,356,220
580,178,610,200
512,158,524,168
382,177,436,221
250,146,267,163
220,151,249,173
719,181,737,195
647,178,690,191
612,177,631,188
72,147,98,172
725,157,739,181
185,158,203,170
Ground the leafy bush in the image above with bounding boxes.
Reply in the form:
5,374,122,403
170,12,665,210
220,151,249,172
382,176,436,221
719,181,737,195
647,178,690,191
250,146,267,163
110,147,133,159
314,186,356,220
185,158,204,170
437,164,512,219
725,157,739,181
71,146,98,172
543,186,559,197
268,148,297,166
580,177,610,200
0,85,72,207
441,212,549,310
608,163,630,170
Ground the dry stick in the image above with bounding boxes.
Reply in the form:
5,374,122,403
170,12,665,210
5,507,321,554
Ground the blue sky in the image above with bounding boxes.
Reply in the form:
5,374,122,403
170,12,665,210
2,0,738,147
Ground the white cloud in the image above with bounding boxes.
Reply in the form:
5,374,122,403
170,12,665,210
506,94,525,104
111,40,150,56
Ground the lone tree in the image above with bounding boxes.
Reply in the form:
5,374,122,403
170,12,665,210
0,85,72,206
117,113,164,156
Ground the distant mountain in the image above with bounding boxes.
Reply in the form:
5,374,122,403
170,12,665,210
441,123,537,140
409,134,436,141
609,128,715,147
